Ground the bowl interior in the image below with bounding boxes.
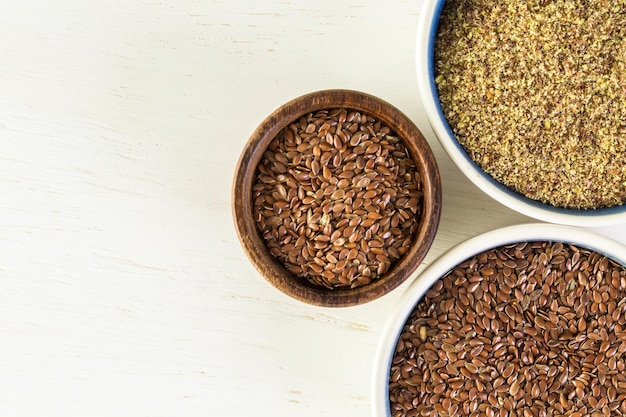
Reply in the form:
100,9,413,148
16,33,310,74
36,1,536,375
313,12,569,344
372,223,626,416
417,0,626,226
233,90,441,307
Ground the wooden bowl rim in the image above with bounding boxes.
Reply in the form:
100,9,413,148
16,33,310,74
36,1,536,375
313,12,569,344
232,89,442,307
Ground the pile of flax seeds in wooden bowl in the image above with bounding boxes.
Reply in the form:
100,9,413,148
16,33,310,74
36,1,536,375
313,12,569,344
387,0,626,416
252,107,422,290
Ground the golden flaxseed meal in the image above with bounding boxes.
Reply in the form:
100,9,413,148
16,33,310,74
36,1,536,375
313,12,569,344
435,0,626,209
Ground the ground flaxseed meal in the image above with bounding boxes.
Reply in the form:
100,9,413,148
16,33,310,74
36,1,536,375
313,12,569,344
252,108,423,289
388,241,626,417
435,0,626,209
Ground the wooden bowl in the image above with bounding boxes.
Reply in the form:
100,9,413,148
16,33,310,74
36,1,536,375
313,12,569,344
232,89,441,307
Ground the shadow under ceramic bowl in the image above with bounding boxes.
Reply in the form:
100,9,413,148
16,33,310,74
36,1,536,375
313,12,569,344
232,89,442,307
416,0,626,226
371,223,626,416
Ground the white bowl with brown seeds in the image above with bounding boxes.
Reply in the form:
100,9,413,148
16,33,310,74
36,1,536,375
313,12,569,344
372,223,626,417
416,0,626,226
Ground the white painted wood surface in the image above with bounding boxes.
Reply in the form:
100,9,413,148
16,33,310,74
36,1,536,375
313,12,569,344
1,1,624,416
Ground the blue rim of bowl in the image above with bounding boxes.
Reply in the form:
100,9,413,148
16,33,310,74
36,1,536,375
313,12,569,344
426,0,626,220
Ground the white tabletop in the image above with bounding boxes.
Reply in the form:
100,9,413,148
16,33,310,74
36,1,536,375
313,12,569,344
2,1,625,416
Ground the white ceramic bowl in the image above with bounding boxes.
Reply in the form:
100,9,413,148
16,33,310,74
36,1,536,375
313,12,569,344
416,0,626,226
371,223,626,417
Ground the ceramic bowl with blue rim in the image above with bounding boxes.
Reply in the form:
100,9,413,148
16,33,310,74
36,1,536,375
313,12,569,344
415,0,626,226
